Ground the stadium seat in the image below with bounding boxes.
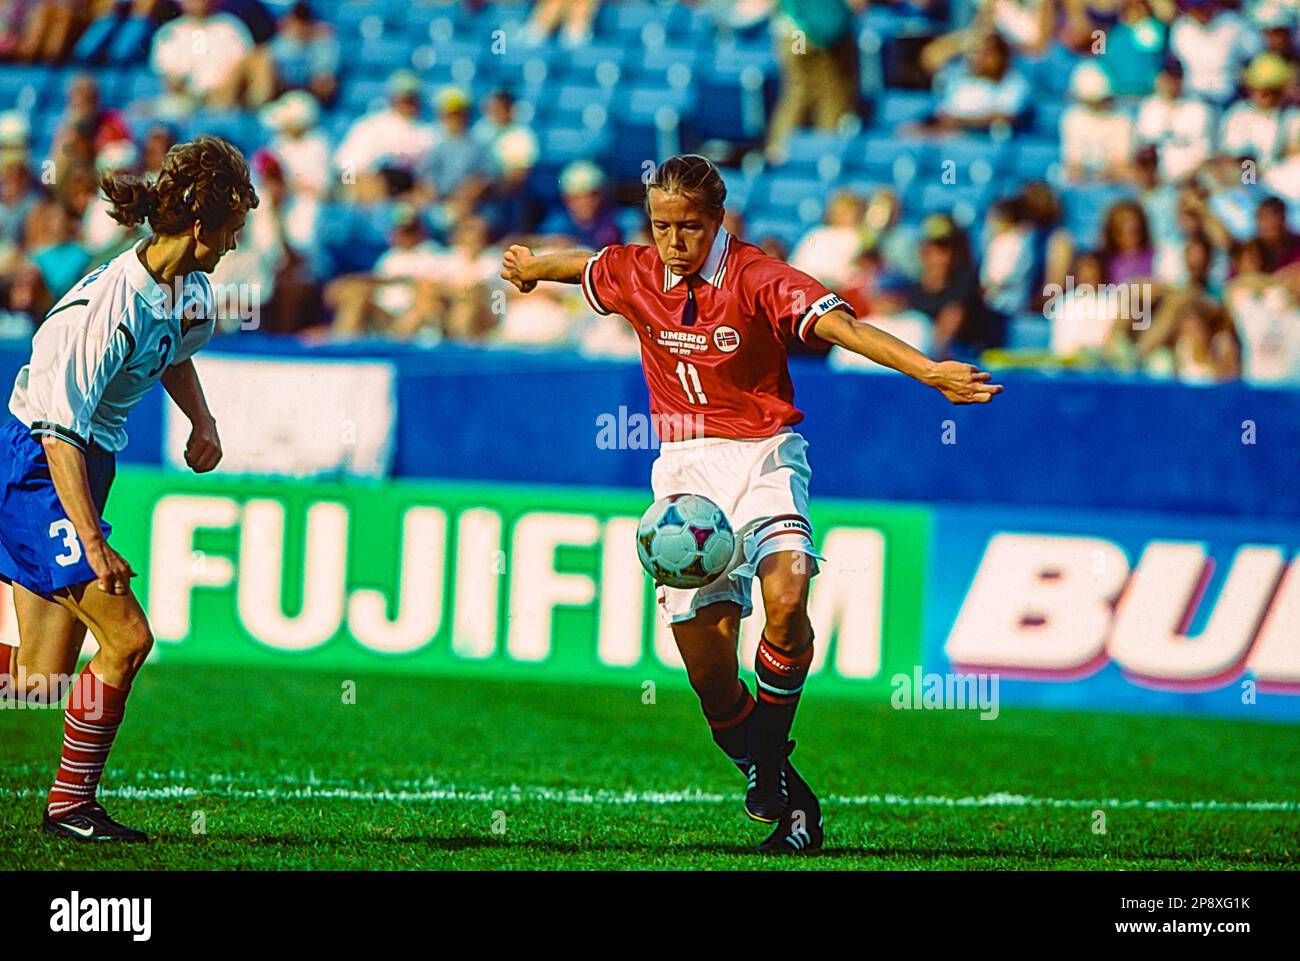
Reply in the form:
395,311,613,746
773,130,855,179
871,90,936,128
843,132,920,187
744,214,805,252
1013,137,1061,182
359,37,417,71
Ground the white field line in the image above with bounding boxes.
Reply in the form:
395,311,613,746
6,772,1297,812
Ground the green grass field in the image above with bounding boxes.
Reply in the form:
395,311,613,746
2,663,1297,870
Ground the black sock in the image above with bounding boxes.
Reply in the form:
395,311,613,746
749,633,814,761
703,679,755,773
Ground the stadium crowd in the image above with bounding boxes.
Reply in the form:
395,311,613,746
0,0,1296,385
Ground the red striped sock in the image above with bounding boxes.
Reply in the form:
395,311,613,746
46,663,130,818
0,644,12,684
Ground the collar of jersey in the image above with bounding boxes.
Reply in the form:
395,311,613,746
663,228,731,292
125,235,195,332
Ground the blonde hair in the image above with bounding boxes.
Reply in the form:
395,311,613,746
645,154,727,219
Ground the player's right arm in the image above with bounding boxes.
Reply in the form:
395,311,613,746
24,291,138,594
500,246,595,290
42,439,136,595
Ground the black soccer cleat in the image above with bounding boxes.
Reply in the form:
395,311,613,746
43,803,147,842
744,740,794,823
757,765,824,855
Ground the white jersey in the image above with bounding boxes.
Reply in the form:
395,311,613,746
9,236,216,454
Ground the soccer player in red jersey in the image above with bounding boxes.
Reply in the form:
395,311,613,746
501,154,1002,853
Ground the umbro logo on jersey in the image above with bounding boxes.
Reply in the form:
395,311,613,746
713,326,741,352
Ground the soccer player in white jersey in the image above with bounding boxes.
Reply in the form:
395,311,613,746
502,155,1002,853
0,136,258,841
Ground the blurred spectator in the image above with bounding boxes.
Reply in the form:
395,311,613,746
0,251,49,337
213,0,338,109
74,0,175,66
1255,1,1297,72
1100,200,1155,283
54,74,132,154
1254,196,1300,273
1048,250,1117,356
830,270,934,372
0,138,38,250
7,0,106,62
24,199,88,300
860,188,921,280
1061,61,1134,183
150,0,254,109
1059,0,1122,54
421,86,494,230
1167,297,1240,382
391,216,500,342
139,122,177,176
910,213,1005,358
473,90,541,237
1135,60,1216,183
536,161,622,250
980,197,1035,314
326,205,441,338
80,140,145,261
766,0,862,162
1217,53,1300,170
1097,0,1168,96
924,31,1030,133
262,1,339,106
791,190,866,289
1019,180,1074,306
1224,240,1300,384
523,0,599,48
335,71,438,203
261,90,329,200
1138,233,1220,356
1168,0,1259,106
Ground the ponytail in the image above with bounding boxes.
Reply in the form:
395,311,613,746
100,172,158,229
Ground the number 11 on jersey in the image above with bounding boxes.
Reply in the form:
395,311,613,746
676,361,707,404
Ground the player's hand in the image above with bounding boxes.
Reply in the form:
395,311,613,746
86,539,137,597
927,361,1004,405
185,417,222,473
500,244,538,293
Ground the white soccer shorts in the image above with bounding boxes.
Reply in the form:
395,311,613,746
649,429,823,625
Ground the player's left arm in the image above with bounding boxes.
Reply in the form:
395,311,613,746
161,359,222,473
813,309,1004,405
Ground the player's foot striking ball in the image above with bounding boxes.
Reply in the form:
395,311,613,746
500,154,1003,854
0,135,257,838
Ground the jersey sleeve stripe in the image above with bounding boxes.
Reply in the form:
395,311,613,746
581,252,612,316
115,323,137,357
30,421,88,450
43,298,89,321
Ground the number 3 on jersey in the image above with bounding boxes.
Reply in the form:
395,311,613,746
676,361,707,404
49,519,83,567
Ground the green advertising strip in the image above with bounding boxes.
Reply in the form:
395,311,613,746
106,467,931,697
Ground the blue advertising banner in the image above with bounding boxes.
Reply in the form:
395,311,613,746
926,505,1300,722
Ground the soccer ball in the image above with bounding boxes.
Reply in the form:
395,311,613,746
636,493,736,589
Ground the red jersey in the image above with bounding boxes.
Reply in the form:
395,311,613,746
580,229,854,441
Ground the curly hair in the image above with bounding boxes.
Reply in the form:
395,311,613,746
100,135,259,235
644,154,727,220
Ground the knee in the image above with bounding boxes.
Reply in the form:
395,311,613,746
763,592,809,647
687,662,737,707
107,617,154,674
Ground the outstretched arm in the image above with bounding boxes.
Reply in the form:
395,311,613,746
813,309,1004,405
500,245,595,291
